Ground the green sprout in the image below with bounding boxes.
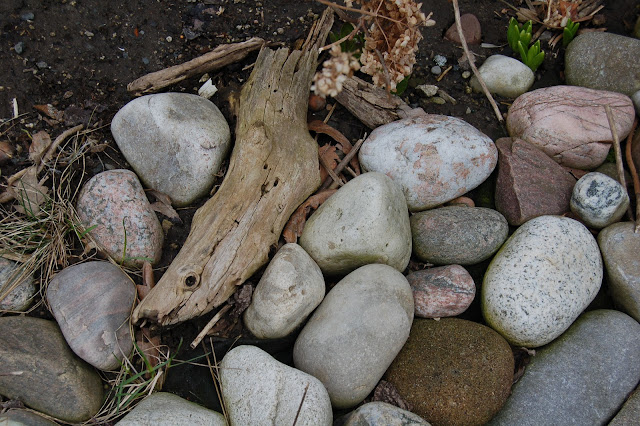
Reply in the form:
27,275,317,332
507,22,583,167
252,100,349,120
506,18,545,72
563,18,579,47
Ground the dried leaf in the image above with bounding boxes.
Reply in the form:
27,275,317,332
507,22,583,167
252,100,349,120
28,131,52,163
371,380,413,411
13,167,48,216
148,189,182,223
318,145,340,182
231,284,253,318
283,189,337,243
309,120,360,174
34,104,64,121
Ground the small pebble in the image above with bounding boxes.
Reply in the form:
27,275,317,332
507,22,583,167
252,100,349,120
431,65,442,75
21,12,35,21
142,57,150,65
36,61,47,69
84,31,94,37
14,42,24,55
308,94,326,111
166,36,173,42
434,54,447,67
462,71,471,79
277,27,285,35
431,96,446,105
417,84,438,97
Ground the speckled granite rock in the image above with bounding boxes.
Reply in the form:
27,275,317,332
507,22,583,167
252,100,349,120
489,310,640,425
76,169,163,267
506,86,635,169
410,206,508,265
111,93,231,206
0,409,59,426
482,216,602,347
344,401,431,425
385,318,513,426
299,173,411,276
570,172,629,229
294,264,414,409
598,222,640,322
220,345,332,425
407,265,475,318
244,243,325,339
117,392,226,425
470,55,534,98
358,115,497,211
0,257,36,311
609,387,640,426
47,261,136,370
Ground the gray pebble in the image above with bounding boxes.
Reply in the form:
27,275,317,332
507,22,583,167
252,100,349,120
434,54,447,67
21,12,34,21
36,61,47,69
14,42,24,55
430,65,442,75
142,57,150,65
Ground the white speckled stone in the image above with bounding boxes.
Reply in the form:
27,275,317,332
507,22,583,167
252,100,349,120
243,243,325,339
0,257,36,311
299,173,411,276
570,172,629,229
358,115,497,211
344,401,431,425
118,392,226,426
220,345,332,425
481,216,602,347
470,54,534,98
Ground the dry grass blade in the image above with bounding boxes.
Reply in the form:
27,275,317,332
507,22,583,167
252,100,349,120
604,105,632,221
623,119,640,232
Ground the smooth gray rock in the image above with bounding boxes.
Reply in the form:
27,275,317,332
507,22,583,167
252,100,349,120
293,264,414,409
220,345,332,425
0,257,36,311
117,392,226,425
111,93,231,206
482,216,602,347
609,387,640,425
0,409,59,426
0,316,104,423
47,261,136,370
470,54,534,98
410,206,508,265
489,310,640,425
565,32,640,96
299,173,411,276
570,172,629,229
598,222,640,322
243,243,325,339
344,401,431,425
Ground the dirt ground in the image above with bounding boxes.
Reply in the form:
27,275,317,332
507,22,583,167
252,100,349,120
1,0,639,421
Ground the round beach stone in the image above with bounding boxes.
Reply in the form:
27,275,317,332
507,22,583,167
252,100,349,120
293,264,414,409
570,172,629,229
76,169,163,267
47,261,136,370
117,392,226,426
609,387,640,426
111,92,231,206
243,243,325,339
410,206,508,265
358,115,497,211
0,409,59,426
384,318,513,426
488,310,640,425
470,54,534,98
0,257,36,311
220,345,332,425
299,172,411,276
482,215,602,347
344,401,431,425
407,265,475,318
0,316,103,423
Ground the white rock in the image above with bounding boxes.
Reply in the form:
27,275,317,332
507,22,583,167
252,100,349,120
111,93,231,206
481,216,602,347
358,115,497,211
0,257,36,311
293,264,414,408
299,172,411,276
344,401,431,425
570,172,629,229
118,392,226,425
243,243,325,339
220,345,332,425
470,54,534,98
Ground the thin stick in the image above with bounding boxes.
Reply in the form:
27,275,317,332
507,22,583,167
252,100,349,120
190,304,232,349
321,135,366,190
292,383,310,426
319,155,345,187
604,105,632,220
624,119,640,232
38,124,84,173
452,0,503,122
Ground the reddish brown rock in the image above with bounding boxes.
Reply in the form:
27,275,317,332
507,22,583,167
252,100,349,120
444,13,481,45
495,137,576,226
407,265,475,318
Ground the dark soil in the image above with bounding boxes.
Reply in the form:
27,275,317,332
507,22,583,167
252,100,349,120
1,0,638,422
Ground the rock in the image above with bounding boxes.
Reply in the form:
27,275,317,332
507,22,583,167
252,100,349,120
595,161,632,186
565,32,640,96
47,261,136,370
633,90,640,115
385,318,513,426
293,264,414,408
495,137,576,225
0,409,59,426
358,115,497,211
470,55,534,98
417,84,439,97
444,13,481,45
598,222,640,322
220,345,332,425
343,401,431,425
506,86,635,169
410,206,508,265
117,392,226,425
488,310,640,425
482,215,602,347
609,388,640,426
111,93,231,206
243,243,325,339
407,265,475,318
570,172,629,229
299,173,411,276
0,316,103,422
0,257,36,311
76,169,164,267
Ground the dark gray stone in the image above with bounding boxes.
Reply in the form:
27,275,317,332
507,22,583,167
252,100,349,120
0,409,59,426
609,388,640,426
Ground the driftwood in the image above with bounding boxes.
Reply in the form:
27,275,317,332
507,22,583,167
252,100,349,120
127,37,265,96
132,10,334,326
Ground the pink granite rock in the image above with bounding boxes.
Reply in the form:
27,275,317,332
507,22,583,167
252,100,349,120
444,13,481,45
406,265,475,318
506,86,635,169
495,137,576,226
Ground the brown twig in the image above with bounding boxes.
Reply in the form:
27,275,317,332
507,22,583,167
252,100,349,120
38,124,84,173
321,135,366,190
624,118,640,232
604,105,633,221
190,304,232,349
291,383,310,426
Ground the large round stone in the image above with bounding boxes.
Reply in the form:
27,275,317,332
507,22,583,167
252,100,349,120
470,54,534,98
117,392,226,425
0,257,36,311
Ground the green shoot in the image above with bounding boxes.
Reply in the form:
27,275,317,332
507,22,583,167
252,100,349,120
507,18,545,72
563,18,579,47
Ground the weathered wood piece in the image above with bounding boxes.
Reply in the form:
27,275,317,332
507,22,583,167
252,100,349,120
133,10,334,326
